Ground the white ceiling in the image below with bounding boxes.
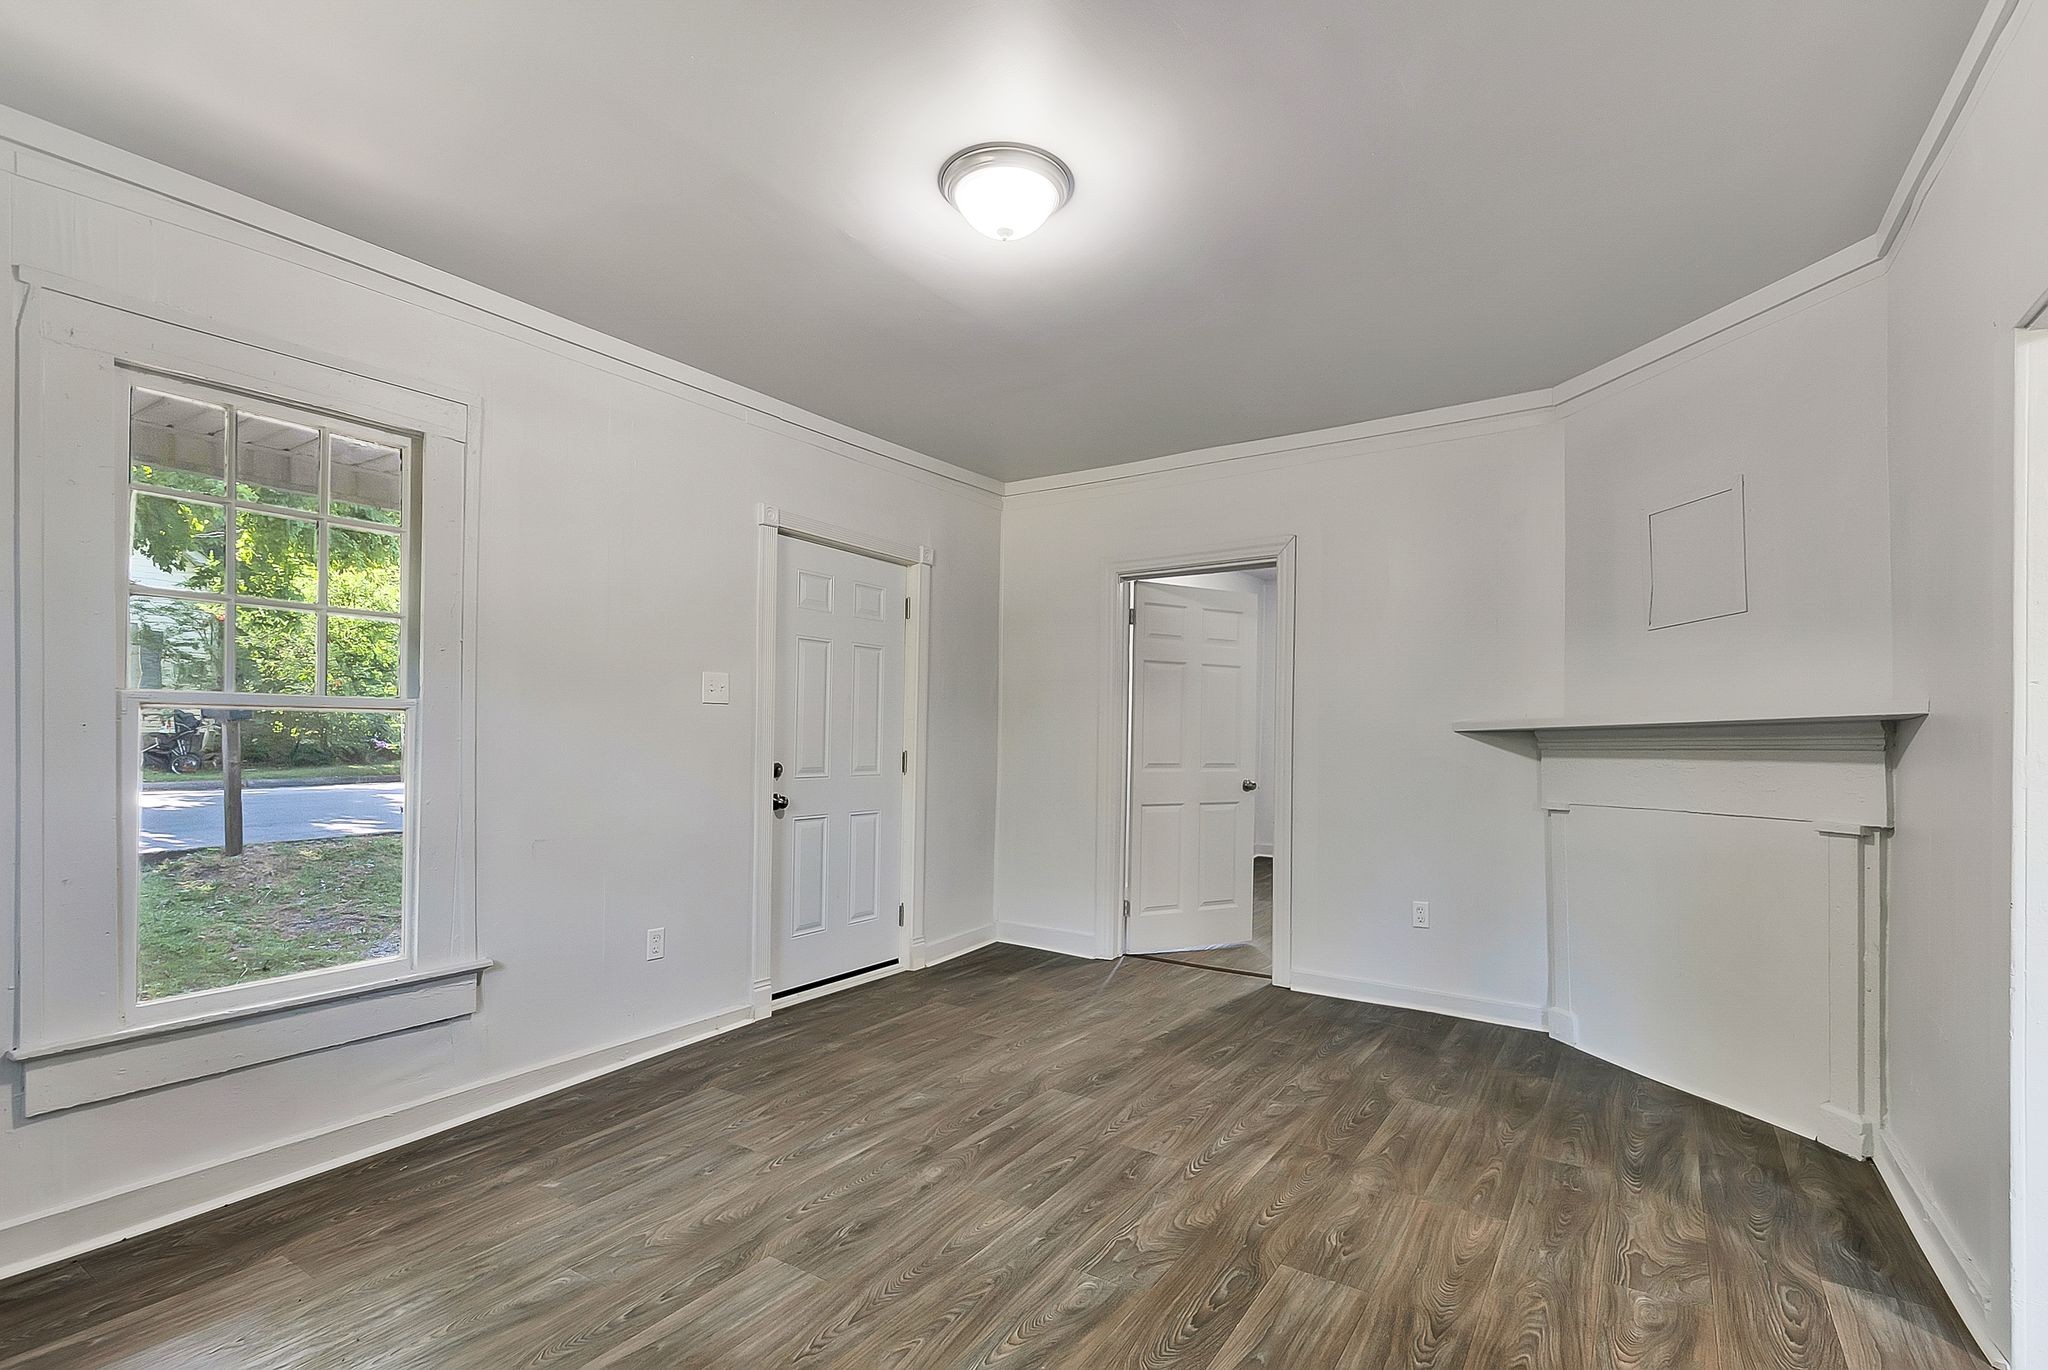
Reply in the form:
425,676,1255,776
0,1,1983,481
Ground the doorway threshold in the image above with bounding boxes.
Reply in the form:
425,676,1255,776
1128,953,1269,980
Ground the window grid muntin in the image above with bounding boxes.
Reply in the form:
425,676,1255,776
122,372,420,1015
124,375,414,701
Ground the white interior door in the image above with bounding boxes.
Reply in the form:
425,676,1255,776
773,538,906,994
1125,579,1259,954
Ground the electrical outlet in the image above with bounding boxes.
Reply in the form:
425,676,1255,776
1411,901,1431,928
645,927,666,960
701,671,730,704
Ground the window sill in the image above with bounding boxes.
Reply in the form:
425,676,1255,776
6,959,492,1116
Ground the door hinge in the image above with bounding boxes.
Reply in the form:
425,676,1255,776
1122,899,1131,919
901,750,908,774
905,596,911,620
1128,605,1137,626
898,903,905,927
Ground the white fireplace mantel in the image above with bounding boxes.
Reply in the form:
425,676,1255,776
1455,704,1928,735
1457,704,1925,1158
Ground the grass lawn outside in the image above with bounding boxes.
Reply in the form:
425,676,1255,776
138,834,403,1000
141,761,401,788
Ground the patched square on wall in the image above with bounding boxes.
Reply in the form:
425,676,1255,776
1647,480,1747,629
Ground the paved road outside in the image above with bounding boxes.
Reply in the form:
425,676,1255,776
141,781,403,854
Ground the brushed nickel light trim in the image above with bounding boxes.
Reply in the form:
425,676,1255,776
938,142,1074,240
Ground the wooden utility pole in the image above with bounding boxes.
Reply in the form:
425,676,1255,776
222,716,243,856
208,710,253,857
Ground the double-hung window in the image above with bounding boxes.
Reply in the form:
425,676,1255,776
127,381,412,1003
10,287,481,1115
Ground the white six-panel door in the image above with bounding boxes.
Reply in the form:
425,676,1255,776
773,538,907,994
1125,580,1259,954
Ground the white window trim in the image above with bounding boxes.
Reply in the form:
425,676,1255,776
7,283,485,1115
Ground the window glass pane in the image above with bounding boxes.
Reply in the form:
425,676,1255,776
328,526,401,613
136,707,404,1001
236,410,321,511
235,605,316,693
329,433,403,525
130,387,226,495
130,493,226,593
130,597,225,690
326,614,401,697
235,511,319,603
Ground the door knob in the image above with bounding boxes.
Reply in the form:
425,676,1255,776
1242,780,1258,791
772,794,790,811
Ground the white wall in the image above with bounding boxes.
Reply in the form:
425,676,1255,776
997,419,1566,1020
1562,805,1833,1128
1560,275,1895,717
994,262,1900,1016
0,139,1002,1275
1885,4,2048,1354
1149,567,1278,852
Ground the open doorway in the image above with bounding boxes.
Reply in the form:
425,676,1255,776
1122,564,1280,979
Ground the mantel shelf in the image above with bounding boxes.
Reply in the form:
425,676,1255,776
1453,704,1929,735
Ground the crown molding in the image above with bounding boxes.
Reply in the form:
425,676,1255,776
0,0,2021,506
1000,389,1555,500
1875,0,2027,259
1002,0,2025,501
0,105,1004,505
1545,236,1889,414
1002,234,1888,503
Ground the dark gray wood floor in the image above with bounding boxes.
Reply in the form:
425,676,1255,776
0,946,1986,1368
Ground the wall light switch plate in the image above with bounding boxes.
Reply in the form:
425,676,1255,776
701,671,730,704
645,928,666,960
1411,901,1431,928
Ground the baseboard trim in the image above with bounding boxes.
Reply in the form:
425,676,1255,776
1288,970,1545,1031
0,1003,755,1287
994,921,1103,959
921,924,998,965
1544,1006,1581,1045
1816,1104,1874,1160
1872,1129,2010,1368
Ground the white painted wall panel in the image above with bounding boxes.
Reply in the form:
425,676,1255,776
997,422,1565,1017
1564,806,1831,1134
1885,6,2048,1352
1561,278,1893,717
0,148,1002,1275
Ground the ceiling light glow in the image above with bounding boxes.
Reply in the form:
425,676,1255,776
939,143,1073,241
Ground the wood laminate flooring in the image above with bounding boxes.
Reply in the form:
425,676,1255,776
0,946,1986,1368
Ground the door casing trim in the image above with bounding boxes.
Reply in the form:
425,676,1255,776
751,504,933,1016
1097,537,1298,984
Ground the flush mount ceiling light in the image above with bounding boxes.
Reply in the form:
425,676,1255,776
939,143,1074,241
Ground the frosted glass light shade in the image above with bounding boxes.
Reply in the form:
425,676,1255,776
939,144,1073,241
